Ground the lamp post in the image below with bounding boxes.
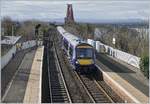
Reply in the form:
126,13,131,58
112,37,116,57
12,25,14,44
2,28,4,36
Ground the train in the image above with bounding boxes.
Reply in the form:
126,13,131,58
57,26,96,72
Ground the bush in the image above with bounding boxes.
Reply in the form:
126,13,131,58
140,55,149,79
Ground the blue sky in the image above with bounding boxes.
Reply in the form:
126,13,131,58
1,0,150,22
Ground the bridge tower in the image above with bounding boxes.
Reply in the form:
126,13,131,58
65,4,75,24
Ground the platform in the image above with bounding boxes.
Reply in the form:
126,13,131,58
96,53,149,103
2,46,44,103
1,48,31,97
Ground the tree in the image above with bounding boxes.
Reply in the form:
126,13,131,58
2,17,13,36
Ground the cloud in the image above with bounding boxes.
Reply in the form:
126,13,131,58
1,0,150,22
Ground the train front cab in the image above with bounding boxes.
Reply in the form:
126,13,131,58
74,43,95,73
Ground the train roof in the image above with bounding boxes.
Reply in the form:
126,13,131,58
57,26,84,47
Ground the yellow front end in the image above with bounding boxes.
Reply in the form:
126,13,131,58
77,59,94,66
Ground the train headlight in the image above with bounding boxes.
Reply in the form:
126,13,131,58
90,60,94,64
75,61,79,64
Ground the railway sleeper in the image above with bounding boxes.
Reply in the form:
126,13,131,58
50,80,62,83
52,93,67,96
52,96,67,100
51,85,64,88
52,99,66,102
95,99,111,103
53,96,69,100
51,87,66,90
51,83,64,86
51,89,66,93
52,99,68,103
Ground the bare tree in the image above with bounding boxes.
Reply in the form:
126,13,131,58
2,17,14,36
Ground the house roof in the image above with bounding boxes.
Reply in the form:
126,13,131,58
1,36,22,45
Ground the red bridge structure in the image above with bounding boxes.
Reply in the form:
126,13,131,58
65,4,75,24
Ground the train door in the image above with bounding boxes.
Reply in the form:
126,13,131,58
63,39,69,56
69,46,73,60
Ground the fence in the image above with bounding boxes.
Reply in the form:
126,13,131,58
114,49,140,68
92,39,140,68
21,40,36,50
1,40,38,70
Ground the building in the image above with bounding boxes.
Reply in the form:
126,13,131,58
1,36,22,56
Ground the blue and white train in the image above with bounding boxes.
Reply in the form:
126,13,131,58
57,26,96,72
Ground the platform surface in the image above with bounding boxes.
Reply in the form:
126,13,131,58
96,53,149,103
2,46,44,103
1,48,31,97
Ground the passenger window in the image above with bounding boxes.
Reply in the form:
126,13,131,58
69,47,73,58
64,41,68,50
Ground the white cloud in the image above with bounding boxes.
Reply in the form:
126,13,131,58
1,0,150,22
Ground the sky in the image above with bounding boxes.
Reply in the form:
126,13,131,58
1,0,150,23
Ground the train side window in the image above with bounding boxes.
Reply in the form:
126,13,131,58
64,41,68,50
69,47,73,58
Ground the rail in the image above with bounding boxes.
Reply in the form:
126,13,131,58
47,39,72,103
74,71,114,103
53,42,72,103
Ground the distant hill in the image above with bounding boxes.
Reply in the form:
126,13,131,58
50,18,149,28
75,18,149,27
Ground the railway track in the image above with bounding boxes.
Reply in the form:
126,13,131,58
45,29,120,103
54,33,115,103
54,37,88,103
47,41,72,103
74,71,114,103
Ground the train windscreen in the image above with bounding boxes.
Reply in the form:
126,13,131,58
77,48,93,59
